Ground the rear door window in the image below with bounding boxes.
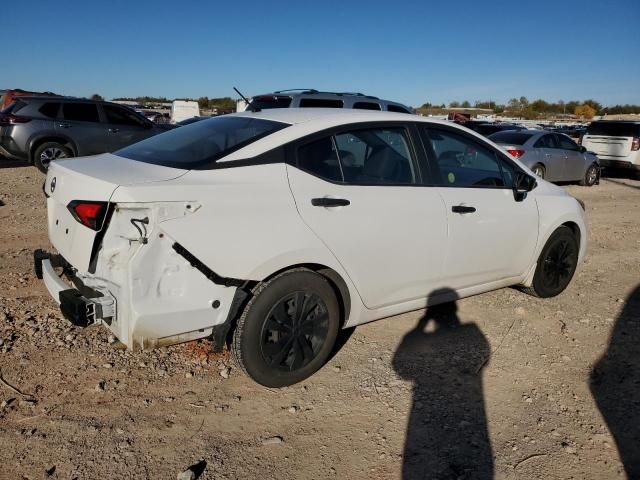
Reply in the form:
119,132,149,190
62,103,100,123
587,122,640,137
353,102,381,111
299,98,344,108
297,137,343,181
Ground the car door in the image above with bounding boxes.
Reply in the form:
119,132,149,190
421,126,539,290
286,124,448,310
533,133,565,181
57,102,107,156
101,104,154,151
556,133,586,181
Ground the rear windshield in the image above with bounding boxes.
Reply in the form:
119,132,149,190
116,116,289,169
246,95,292,110
488,131,534,145
587,121,640,137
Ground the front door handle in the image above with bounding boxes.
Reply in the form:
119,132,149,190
58,123,71,128
451,205,476,214
109,128,120,133
311,198,350,208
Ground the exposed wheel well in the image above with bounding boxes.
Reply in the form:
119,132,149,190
261,263,351,328
30,137,76,163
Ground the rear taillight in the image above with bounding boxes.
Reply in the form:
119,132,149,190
67,201,109,231
632,137,640,151
506,149,525,158
0,113,31,125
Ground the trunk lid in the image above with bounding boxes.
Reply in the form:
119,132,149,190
46,154,187,272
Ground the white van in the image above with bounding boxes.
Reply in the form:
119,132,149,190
171,100,200,124
581,121,640,173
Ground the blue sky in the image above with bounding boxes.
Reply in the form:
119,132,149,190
5,0,639,107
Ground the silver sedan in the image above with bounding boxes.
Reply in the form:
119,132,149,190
488,130,600,186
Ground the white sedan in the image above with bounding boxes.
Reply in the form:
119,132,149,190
35,109,587,387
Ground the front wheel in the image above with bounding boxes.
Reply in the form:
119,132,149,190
231,269,340,387
523,226,579,298
579,163,599,186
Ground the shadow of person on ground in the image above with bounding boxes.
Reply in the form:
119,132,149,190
591,286,640,477
392,288,493,480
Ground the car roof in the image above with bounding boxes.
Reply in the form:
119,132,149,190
220,109,485,162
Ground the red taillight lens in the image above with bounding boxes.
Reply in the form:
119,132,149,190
0,113,31,124
506,149,525,158
632,137,640,151
67,201,108,231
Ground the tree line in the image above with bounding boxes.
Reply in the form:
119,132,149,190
419,97,640,119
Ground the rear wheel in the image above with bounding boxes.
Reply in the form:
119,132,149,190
33,142,72,173
231,269,340,387
531,164,545,179
523,226,579,298
579,163,598,186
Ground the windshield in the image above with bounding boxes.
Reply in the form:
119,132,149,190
488,131,535,145
116,116,289,169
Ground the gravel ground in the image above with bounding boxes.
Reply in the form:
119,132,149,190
0,160,639,479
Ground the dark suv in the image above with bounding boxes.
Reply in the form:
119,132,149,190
0,97,171,171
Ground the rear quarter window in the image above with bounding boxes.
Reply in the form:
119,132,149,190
353,102,381,110
587,122,640,137
247,96,292,110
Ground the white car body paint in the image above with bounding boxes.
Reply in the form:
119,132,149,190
41,109,588,350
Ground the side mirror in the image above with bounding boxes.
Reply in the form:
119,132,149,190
580,146,587,153
513,172,537,202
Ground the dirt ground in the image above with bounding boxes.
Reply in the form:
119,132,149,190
0,160,639,480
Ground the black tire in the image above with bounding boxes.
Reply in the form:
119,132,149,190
33,142,72,173
579,163,599,186
523,226,579,298
231,269,340,387
531,164,546,179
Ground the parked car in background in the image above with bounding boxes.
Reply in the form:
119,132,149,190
0,97,172,172
0,88,59,111
245,89,413,114
35,109,587,387
466,123,526,137
140,110,170,124
581,121,640,176
489,130,599,186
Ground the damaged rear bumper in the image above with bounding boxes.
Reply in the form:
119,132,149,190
34,249,115,327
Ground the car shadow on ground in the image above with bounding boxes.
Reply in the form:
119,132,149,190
601,177,640,191
590,285,640,478
392,288,493,480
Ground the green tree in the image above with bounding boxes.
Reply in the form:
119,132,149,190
461,100,471,108
90,94,104,101
449,101,461,108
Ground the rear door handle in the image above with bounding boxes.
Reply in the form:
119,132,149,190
451,205,476,214
109,128,119,133
311,198,350,208
58,123,71,128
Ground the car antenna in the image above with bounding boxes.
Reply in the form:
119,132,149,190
233,86,260,112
